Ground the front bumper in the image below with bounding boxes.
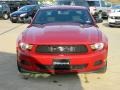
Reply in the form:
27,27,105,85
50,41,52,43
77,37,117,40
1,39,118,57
17,49,108,74
10,16,27,22
108,18,120,26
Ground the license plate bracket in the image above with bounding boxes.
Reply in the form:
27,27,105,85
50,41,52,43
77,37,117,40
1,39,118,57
53,59,70,70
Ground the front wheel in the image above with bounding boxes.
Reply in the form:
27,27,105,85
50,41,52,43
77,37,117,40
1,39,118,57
24,16,32,23
27,16,32,23
3,13,9,20
17,62,24,73
11,19,17,23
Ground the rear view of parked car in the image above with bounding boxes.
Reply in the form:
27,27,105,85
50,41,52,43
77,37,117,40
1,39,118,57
108,5,120,27
10,5,40,23
0,2,10,20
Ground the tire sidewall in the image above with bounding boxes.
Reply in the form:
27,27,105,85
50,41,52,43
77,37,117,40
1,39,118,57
3,13,9,20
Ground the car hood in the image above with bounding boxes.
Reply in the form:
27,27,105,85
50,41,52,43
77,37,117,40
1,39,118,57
11,11,27,16
109,12,120,16
22,24,100,45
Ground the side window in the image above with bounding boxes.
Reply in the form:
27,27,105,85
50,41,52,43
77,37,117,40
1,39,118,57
3,4,8,9
101,1,106,7
87,1,100,7
35,6,38,11
33,6,38,12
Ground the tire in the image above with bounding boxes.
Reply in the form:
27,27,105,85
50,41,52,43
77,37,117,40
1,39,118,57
94,61,107,73
11,20,17,23
17,62,24,73
3,13,9,20
27,16,32,23
109,24,114,27
17,62,30,79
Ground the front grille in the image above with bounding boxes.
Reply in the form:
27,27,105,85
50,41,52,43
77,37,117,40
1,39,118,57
115,17,120,19
36,45,88,54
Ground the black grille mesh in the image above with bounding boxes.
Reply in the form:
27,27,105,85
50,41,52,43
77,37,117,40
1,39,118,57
36,45,88,54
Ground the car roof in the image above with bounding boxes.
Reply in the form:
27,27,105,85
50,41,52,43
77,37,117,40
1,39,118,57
40,5,88,10
23,5,38,7
0,2,7,4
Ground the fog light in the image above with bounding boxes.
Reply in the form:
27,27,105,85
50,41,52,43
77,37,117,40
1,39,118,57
94,60,102,66
21,60,33,65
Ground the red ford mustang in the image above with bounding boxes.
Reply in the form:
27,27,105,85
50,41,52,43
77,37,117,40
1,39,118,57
16,6,108,74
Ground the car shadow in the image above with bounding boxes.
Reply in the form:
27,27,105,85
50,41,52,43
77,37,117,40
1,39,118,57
102,22,109,27
0,51,84,90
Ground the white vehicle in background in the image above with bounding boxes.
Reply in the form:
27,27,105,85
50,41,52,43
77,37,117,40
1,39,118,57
86,0,112,18
108,5,120,27
55,0,89,7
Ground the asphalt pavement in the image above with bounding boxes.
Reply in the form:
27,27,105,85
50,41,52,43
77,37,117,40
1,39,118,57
0,20,120,90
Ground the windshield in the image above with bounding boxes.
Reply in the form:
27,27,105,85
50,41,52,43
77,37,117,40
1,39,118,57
18,5,34,11
101,1,111,7
87,1,100,7
101,1,106,7
33,9,94,25
112,5,120,9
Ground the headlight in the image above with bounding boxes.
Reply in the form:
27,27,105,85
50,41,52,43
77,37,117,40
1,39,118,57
20,13,27,17
109,16,115,19
90,43,104,50
19,42,33,50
